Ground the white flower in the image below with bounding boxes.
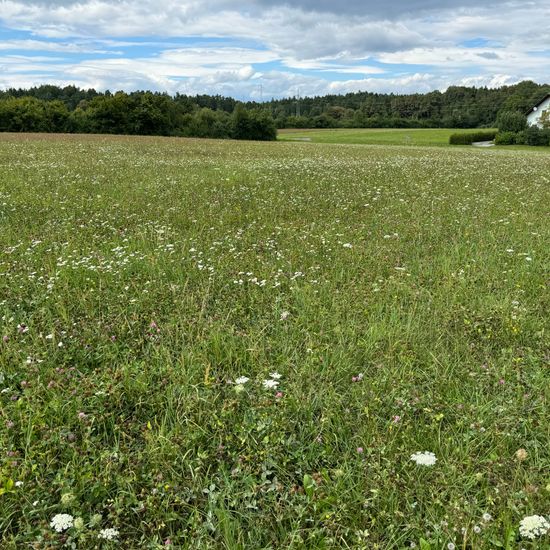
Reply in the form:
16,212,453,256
235,376,250,385
269,372,282,380
342,243,353,248
263,379,279,389
98,527,119,540
280,311,290,321
482,513,492,522
447,543,456,550
50,513,74,532
519,515,550,539
15,481,23,487
410,451,437,466
473,525,481,533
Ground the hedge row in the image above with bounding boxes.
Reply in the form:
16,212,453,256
449,131,498,145
495,127,550,146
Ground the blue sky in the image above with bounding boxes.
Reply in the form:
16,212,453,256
0,0,548,100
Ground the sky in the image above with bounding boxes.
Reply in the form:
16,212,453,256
0,0,549,100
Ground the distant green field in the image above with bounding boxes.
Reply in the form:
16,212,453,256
279,127,496,146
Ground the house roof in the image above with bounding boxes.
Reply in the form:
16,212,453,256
527,93,550,115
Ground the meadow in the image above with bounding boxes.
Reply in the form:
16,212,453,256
277,128,497,147
0,133,549,548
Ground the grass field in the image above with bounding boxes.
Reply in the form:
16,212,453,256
0,133,549,548
278,128,498,147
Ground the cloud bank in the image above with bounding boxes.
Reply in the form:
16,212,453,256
0,0,548,98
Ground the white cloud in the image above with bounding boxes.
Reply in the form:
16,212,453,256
0,0,548,98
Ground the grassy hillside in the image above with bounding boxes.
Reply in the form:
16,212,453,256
0,134,548,548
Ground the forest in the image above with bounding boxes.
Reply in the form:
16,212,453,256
0,80,548,137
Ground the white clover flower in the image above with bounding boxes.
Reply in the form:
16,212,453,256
269,372,282,380
50,513,74,532
410,451,437,466
98,527,119,540
263,379,279,389
280,311,290,321
519,515,549,539
235,376,250,385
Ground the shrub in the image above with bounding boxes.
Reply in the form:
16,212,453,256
232,107,277,141
525,126,550,146
515,131,526,145
449,131,497,145
496,111,528,133
494,131,517,145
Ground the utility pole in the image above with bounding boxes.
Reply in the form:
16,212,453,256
296,88,301,117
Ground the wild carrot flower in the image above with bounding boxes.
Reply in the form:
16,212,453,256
98,527,119,540
263,379,279,389
410,451,437,466
50,513,74,532
235,376,250,385
519,515,549,539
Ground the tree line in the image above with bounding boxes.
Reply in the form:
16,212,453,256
0,80,549,137
0,89,276,140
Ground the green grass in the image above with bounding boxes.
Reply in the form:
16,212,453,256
0,133,549,548
278,127,498,147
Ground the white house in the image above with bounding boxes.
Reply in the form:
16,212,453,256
527,94,550,127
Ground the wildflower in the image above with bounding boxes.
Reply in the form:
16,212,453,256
269,372,282,380
410,451,437,466
50,513,74,532
235,376,250,385
342,243,353,248
263,379,279,389
482,513,492,522
352,373,364,382
447,544,456,550
519,515,549,539
392,415,401,423
280,311,290,321
17,324,28,334
78,412,87,420
515,448,528,462
357,447,364,453
98,527,119,540
2,335,8,343
473,525,481,533
275,391,283,398
74,517,85,530
15,481,23,487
